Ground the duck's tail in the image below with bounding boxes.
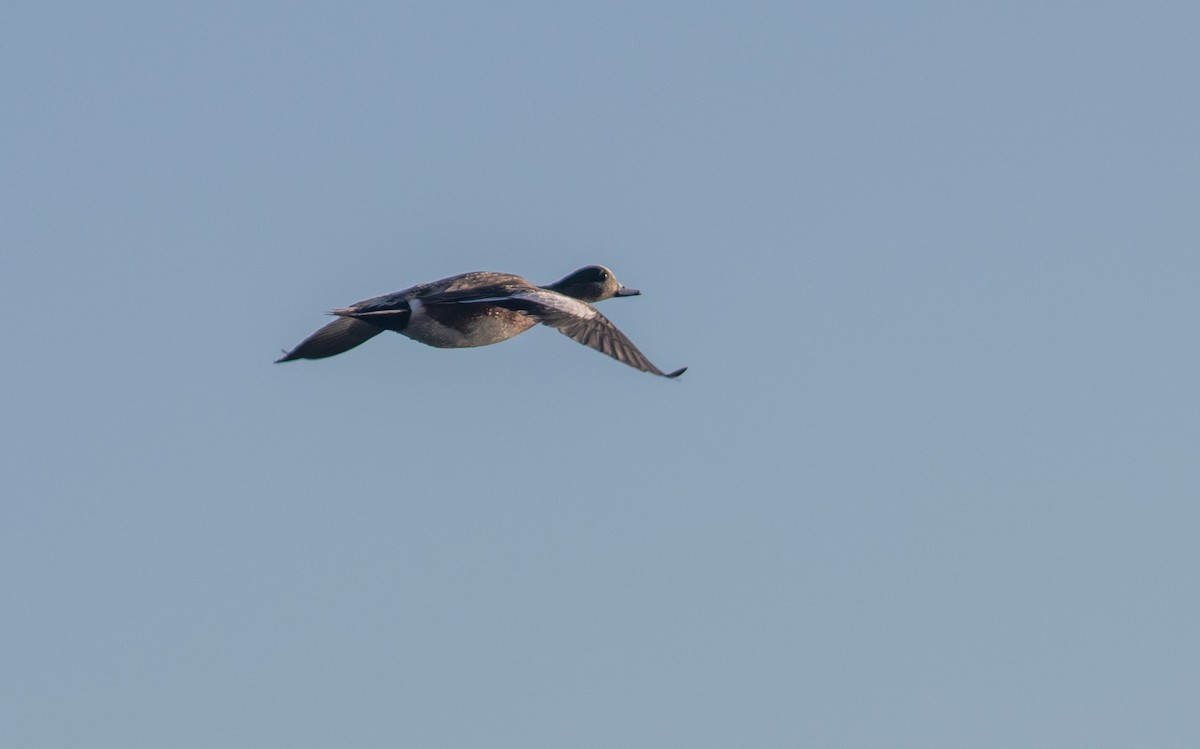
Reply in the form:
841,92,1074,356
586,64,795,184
276,316,384,362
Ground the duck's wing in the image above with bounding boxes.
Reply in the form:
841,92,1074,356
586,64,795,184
345,273,531,312
412,275,533,306
326,273,533,330
276,316,384,362
485,289,686,378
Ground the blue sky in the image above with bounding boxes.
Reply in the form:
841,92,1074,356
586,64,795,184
3,2,1199,746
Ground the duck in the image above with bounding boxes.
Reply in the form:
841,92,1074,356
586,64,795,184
276,265,686,378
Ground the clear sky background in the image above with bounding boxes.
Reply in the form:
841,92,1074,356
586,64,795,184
3,2,1198,747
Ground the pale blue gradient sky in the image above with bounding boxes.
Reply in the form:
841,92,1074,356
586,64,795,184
3,2,1199,747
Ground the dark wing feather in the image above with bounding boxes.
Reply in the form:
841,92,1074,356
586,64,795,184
415,280,533,306
486,290,685,378
276,316,384,362
544,310,685,378
350,273,531,312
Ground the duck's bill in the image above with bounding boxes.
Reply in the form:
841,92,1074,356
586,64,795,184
615,286,641,297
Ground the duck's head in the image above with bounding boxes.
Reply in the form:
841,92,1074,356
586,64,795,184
545,265,640,302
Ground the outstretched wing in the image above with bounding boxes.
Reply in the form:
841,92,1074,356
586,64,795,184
486,290,686,378
276,316,384,362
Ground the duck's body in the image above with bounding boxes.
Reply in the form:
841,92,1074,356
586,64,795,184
276,266,686,378
341,271,539,349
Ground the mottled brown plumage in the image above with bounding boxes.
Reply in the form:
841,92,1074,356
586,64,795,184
277,266,686,378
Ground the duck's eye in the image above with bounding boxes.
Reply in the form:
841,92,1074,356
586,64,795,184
599,270,609,280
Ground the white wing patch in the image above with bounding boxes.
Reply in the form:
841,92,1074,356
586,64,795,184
505,290,598,319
